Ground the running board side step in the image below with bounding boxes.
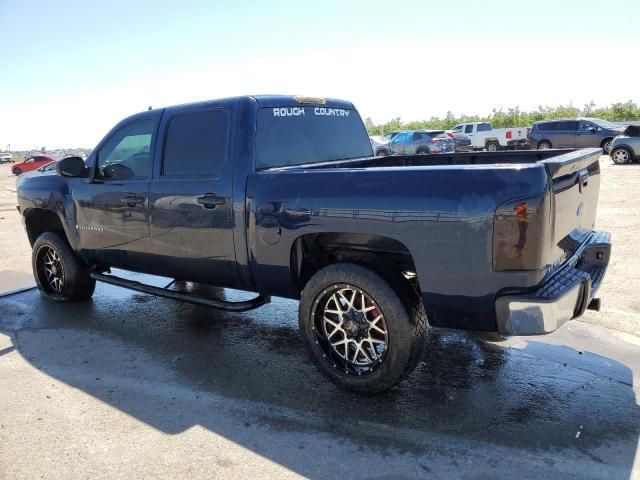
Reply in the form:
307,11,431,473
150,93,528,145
90,273,270,312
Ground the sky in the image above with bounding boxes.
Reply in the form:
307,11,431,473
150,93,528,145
1,0,638,150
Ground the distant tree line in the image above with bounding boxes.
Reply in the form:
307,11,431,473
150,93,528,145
365,100,640,135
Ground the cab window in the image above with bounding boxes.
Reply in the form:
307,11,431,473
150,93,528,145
96,120,154,180
464,124,474,134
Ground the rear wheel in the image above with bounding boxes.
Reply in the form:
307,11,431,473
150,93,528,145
32,232,95,301
537,140,552,150
13,167,22,175
486,141,500,152
299,263,428,394
376,149,389,157
611,147,632,164
416,148,429,155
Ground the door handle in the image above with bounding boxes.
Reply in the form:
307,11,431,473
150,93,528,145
197,193,225,209
120,194,145,207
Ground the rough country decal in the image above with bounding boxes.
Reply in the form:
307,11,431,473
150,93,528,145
273,107,351,117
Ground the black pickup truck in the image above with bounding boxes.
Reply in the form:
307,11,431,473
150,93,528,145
16,95,611,394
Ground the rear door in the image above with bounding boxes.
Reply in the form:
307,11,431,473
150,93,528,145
553,120,578,148
148,104,240,288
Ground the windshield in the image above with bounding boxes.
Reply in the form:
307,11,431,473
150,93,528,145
590,118,621,129
255,107,373,169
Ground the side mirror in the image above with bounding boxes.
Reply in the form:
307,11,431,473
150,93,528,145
589,127,597,134
57,156,88,178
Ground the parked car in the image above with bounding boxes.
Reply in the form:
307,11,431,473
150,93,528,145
0,152,13,163
529,118,625,153
389,130,455,155
449,122,529,151
11,155,56,175
15,160,58,188
16,95,610,394
610,125,640,164
369,135,390,156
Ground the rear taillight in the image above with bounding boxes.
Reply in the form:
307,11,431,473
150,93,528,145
506,130,512,139
527,127,532,139
493,194,551,271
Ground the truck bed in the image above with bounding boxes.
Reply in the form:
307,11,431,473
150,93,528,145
286,149,581,170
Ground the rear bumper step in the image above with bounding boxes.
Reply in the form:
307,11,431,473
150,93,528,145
90,272,270,312
495,230,611,336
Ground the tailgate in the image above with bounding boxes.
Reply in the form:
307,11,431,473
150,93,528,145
541,148,602,266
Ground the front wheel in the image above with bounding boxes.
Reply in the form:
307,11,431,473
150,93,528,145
299,263,428,394
13,167,22,175
611,147,632,164
602,138,613,154
32,232,95,301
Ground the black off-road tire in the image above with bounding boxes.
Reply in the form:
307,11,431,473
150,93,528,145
32,232,95,301
299,263,428,394
416,148,430,155
13,167,22,175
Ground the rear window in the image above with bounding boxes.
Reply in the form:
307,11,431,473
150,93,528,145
162,109,228,177
255,106,373,169
537,122,557,131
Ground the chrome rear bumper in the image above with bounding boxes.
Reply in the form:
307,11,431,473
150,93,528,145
495,230,611,336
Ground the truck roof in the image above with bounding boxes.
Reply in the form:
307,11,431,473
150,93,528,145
119,95,356,126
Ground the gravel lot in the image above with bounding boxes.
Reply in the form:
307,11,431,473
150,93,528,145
0,156,639,479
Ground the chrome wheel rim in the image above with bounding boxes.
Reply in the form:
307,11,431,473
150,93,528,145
604,141,612,153
313,285,388,375
38,246,65,293
612,149,628,164
487,143,497,151
539,142,551,150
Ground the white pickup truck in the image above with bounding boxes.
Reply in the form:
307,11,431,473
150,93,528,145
450,122,530,151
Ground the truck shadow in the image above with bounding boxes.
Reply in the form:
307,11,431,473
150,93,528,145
2,283,639,477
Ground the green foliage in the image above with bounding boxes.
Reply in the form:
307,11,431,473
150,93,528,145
367,101,640,134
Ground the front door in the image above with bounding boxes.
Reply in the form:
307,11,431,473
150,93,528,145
148,105,240,288
576,120,599,148
389,132,408,154
73,117,156,270
552,120,578,148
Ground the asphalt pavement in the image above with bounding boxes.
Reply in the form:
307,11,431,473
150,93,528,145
1,273,639,479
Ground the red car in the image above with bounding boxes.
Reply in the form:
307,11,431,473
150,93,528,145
12,155,56,175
